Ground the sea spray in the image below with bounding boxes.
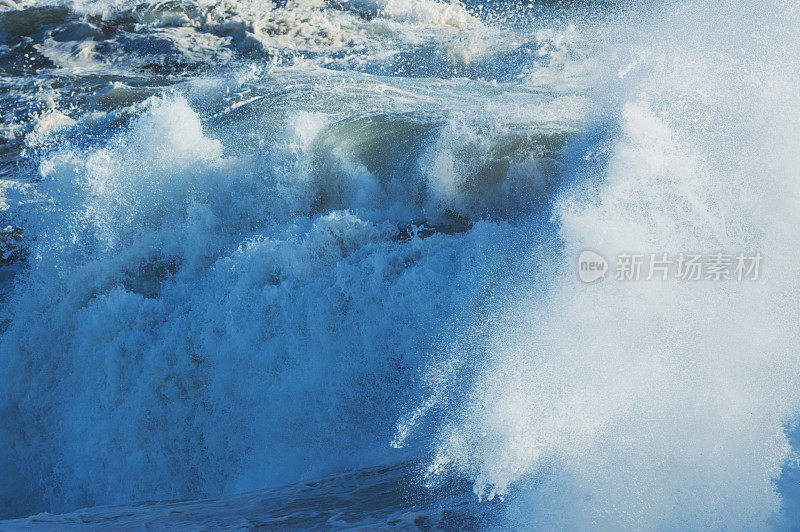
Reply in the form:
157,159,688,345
397,0,800,528
0,0,798,527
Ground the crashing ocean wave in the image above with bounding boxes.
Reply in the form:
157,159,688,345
1,0,800,528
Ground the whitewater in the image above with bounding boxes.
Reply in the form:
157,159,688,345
0,0,799,528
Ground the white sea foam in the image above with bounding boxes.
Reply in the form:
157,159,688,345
397,0,800,528
0,83,559,516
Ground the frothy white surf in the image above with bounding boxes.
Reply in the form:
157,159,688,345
0,75,573,516
396,0,800,528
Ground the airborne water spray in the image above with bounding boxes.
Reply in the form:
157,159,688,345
399,0,800,528
0,0,798,527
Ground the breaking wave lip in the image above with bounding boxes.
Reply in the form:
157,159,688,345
0,60,585,519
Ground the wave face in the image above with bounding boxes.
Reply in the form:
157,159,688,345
1,0,800,527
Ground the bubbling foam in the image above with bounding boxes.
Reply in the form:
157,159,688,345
0,74,574,516
398,0,800,528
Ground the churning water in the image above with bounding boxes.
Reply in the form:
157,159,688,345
1,0,799,528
